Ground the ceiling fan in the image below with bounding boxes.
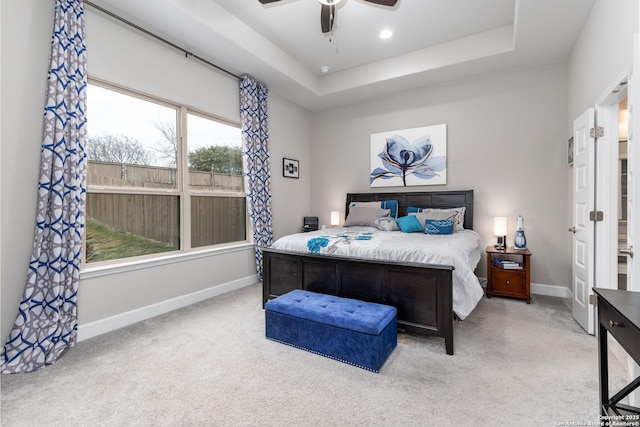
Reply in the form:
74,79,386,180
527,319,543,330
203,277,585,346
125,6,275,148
258,0,398,35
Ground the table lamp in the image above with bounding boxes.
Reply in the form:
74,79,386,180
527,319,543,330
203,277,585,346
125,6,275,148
494,217,507,250
330,211,340,227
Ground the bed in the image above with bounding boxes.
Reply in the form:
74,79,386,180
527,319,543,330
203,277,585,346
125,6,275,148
262,190,483,355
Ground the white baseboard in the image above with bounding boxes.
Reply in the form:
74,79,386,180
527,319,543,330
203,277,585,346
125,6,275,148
78,276,569,342
531,282,570,298
77,275,258,342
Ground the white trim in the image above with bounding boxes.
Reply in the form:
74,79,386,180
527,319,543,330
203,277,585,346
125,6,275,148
530,282,570,298
597,103,621,290
80,242,254,279
77,274,259,341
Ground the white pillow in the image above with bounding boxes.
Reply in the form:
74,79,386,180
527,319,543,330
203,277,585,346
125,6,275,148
409,211,456,227
343,206,390,227
411,207,466,232
373,217,400,231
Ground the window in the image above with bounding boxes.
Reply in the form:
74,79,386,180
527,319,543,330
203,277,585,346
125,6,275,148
85,81,246,264
187,112,246,248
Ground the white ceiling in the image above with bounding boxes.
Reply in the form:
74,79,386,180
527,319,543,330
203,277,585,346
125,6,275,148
89,0,595,111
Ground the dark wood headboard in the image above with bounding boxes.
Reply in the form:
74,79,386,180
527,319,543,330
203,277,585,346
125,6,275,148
345,190,474,230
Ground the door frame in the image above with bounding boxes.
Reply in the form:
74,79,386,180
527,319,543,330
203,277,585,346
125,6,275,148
573,71,629,334
595,69,630,297
595,66,639,406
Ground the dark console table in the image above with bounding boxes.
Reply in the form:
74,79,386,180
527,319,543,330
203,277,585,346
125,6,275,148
593,288,640,419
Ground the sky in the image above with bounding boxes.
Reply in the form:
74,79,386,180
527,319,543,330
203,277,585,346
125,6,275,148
86,83,241,167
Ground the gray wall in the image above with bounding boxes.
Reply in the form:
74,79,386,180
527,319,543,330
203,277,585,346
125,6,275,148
268,91,312,240
309,62,570,287
0,1,311,342
568,0,638,123
566,0,638,289
2,1,56,344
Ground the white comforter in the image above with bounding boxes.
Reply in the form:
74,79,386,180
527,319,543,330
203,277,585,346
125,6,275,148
270,227,484,320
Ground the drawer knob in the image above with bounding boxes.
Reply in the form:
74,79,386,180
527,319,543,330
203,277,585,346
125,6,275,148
609,320,620,328
506,280,510,285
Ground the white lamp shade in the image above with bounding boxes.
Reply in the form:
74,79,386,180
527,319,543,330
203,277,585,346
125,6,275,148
494,217,508,236
330,211,340,226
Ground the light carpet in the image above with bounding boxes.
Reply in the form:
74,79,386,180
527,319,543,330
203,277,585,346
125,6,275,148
0,284,628,426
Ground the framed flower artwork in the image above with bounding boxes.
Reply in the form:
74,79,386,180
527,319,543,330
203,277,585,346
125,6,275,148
370,124,447,187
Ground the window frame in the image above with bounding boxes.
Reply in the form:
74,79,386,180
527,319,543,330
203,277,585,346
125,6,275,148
83,78,250,269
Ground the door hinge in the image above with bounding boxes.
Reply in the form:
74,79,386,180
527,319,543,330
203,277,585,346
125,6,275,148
589,211,604,221
590,126,604,138
589,294,596,305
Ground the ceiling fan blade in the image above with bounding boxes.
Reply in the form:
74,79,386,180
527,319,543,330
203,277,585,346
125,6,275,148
363,0,398,6
320,5,336,34
258,0,283,4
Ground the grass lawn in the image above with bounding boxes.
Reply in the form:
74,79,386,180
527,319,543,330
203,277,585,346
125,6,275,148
86,219,176,263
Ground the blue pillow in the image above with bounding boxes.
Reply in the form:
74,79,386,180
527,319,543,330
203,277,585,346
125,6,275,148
396,215,424,233
424,219,454,235
380,200,398,219
407,206,423,214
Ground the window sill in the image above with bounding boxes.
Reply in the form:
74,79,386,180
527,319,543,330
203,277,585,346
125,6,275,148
80,242,255,280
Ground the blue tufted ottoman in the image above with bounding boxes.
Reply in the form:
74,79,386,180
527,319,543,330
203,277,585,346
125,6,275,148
265,290,397,372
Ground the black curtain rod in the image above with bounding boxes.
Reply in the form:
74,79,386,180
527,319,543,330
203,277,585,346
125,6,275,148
84,0,242,81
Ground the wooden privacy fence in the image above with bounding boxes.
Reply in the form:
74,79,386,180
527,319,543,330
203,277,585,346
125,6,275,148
86,193,180,247
88,161,243,191
86,161,247,248
191,196,246,247
86,194,247,248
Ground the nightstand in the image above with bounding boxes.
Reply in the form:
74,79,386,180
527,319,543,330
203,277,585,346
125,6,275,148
486,246,532,304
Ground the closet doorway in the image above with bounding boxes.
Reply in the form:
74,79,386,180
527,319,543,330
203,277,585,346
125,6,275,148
618,97,629,291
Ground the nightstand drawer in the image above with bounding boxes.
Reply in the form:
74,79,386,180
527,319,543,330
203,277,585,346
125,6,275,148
491,269,525,295
598,298,640,362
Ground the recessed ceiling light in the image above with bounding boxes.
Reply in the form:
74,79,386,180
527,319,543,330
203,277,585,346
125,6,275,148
320,65,330,74
379,29,393,39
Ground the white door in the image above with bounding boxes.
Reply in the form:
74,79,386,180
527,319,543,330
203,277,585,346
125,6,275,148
572,108,596,334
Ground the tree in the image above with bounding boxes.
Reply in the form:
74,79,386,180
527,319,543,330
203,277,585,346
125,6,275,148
189,145,243,175
151,119,177,168
87,134,152,165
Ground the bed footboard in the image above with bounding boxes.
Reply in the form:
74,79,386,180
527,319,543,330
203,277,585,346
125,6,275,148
262,247,455,355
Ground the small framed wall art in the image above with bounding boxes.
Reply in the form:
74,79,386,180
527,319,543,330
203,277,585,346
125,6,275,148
283,158,299,178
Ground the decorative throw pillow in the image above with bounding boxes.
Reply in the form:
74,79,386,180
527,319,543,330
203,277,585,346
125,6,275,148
379,200,399,219
373,217,400,231
424,219,454,235
349,200,398,219
343,206,390,227
407,206,466,231
409,211,456,226
396,215,424,233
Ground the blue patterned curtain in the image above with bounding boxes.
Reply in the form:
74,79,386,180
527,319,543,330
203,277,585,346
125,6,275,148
240,75,273,281
1,0,87,374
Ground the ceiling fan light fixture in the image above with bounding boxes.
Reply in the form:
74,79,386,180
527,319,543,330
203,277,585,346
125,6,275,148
318,0,343,5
